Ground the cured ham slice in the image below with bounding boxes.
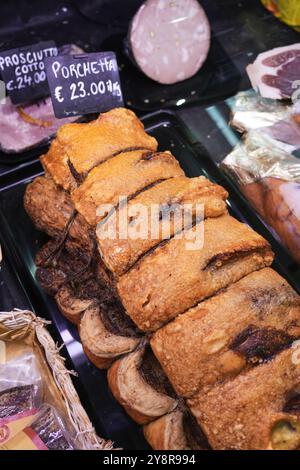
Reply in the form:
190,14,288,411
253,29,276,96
129,0,210,85
0,44,83,154
0,96,79,154
247,44,300,99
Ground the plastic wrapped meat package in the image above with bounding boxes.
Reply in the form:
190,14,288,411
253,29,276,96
221,130,300,264
2,405,74,450
230,90,300,153
0,309,110,450
0,353,42,445
0,353,74,450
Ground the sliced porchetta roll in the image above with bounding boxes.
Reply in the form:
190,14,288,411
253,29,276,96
42,108,158,190
55,285,95,324
97,175,228,277
65,212,94,256
143,409,212,451
151,268,300,398
117,214,274,332
188,347,300,450
71,150,184,227
35,239,95,296
107,345,177,425
24,174,93,254
55,261,113,324
24,174,74,238
79,302,141,369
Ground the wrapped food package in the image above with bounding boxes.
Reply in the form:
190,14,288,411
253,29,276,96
221,131,300,264
2,405,74,450
0,310,113,450
0,354,42,445
230,90,300,153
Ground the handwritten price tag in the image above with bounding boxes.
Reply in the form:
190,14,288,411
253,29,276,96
45,51,123,118
0,41,57,104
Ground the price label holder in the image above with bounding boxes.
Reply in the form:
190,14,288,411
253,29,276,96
45,51,124,118
0,41,58,104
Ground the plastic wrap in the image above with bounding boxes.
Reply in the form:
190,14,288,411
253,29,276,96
0,309,112,450
126,0,211,85
2,405,75,450
0,353,42,445
221,131,300,264
231,90,300,153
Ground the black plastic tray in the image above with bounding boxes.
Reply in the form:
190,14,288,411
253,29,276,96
0,243,33,313
0,110,299,451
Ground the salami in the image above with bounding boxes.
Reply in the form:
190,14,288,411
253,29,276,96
247,44,300,100
129,0,210,85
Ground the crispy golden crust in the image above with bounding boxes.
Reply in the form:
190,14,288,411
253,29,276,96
151,268,300,398
143,411,189,450
24,175,74,238
79,306,140,367
188,348,300,450
40,139,77,192
97,176,228,277
71,150,184,226
26,107,300,451
57,108,158,175
107,347,177,425
118,214,274,332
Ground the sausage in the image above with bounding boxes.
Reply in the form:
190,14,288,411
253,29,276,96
129,0,210,85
